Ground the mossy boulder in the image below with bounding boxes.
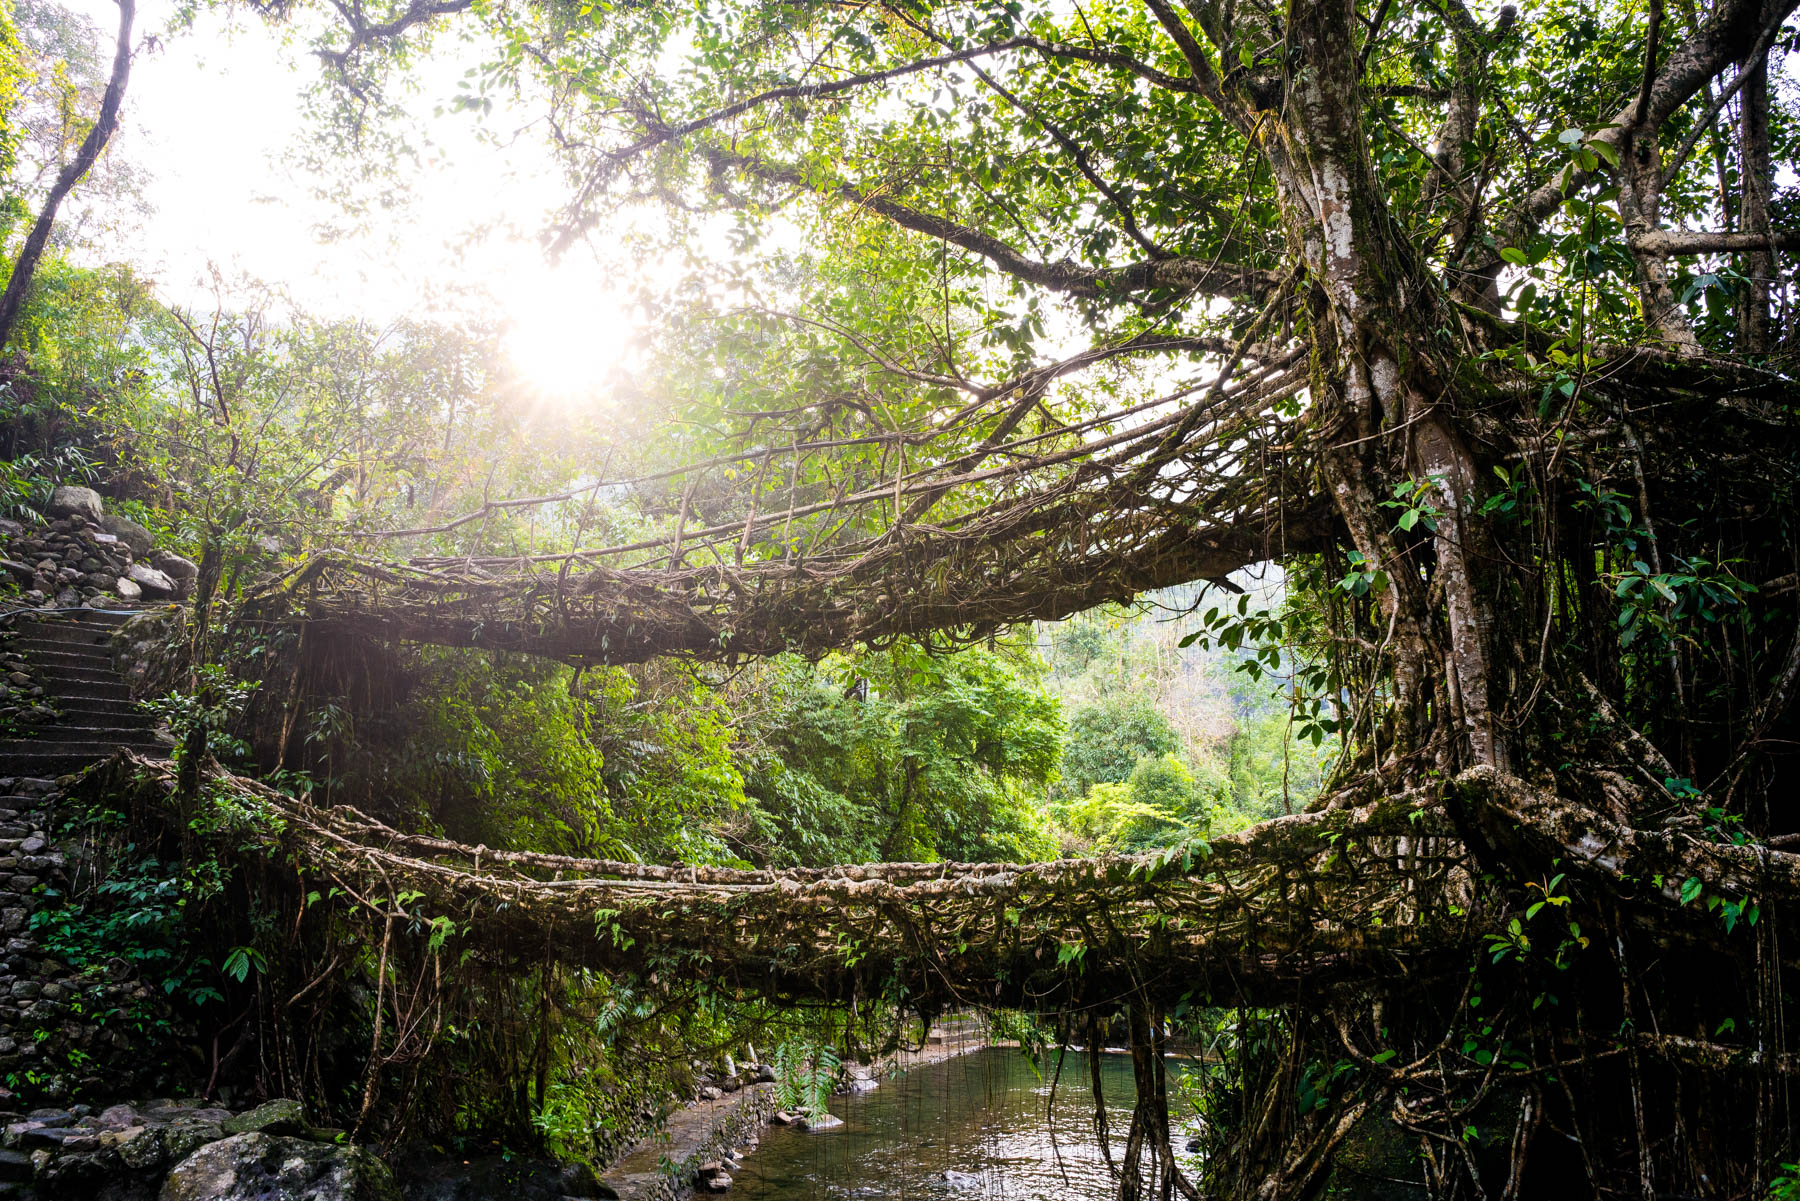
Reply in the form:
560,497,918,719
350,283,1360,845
221,1099,307,1138
160,1132,397,1201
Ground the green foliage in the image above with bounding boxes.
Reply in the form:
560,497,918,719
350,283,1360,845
1125,752,1221,819
22,783,283,1027
736,640,1061,865
768,1040,841,1118
1057,780,1179,851
770,1040,805,1112
0,0,29,187
141,664,256,767
376,649,744,863
1054,753,1226,852
1040,578,1339,838
1381,476,1442,534
0,441,97,520
1482,873,1589,972
1059,693,1183,799
28,850,226,1009
220,943,267,983
1612,554,1756,648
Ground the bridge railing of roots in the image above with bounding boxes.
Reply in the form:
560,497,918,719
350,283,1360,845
239,343,1789,681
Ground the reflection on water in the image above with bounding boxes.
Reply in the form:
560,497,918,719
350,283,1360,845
734,1047,1194,1201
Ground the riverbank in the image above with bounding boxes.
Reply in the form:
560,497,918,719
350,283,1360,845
596,1020,997,1201
873,1015,996,1074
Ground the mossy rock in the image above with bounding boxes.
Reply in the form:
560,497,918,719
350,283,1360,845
161,1132,398,1201
222,1100,307,1138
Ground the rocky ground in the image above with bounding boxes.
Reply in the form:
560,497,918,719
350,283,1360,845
0,486,196,612
0,764,634,1201
0,1095,624,1201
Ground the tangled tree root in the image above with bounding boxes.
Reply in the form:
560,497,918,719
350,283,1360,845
60,752,1800,1197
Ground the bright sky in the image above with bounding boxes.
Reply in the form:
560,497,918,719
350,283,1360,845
66,0,642,400
64,0,1797,409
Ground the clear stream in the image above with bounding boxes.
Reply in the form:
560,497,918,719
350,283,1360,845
733,1048,1197,1201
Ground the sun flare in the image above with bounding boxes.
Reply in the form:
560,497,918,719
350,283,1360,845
500,264,636,405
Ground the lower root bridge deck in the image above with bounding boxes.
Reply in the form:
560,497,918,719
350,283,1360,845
78,753,1800,1019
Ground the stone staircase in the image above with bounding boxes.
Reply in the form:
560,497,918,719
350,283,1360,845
0,609,167,778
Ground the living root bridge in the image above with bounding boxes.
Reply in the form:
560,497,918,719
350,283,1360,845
83,754,1799,1016
241,353,1332,665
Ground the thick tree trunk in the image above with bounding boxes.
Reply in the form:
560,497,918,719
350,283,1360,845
1737,38,1773,355
1272,0,1506,778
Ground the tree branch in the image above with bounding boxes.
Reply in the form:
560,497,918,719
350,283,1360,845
316,0,472,78
1499,0,1798,243
1141,0,1241,123
687,142,1278,302
0,0,134,349
1632,229,1800,254
1658,15,1784,187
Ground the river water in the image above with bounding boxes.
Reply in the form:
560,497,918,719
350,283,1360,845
733,1048,1197,1201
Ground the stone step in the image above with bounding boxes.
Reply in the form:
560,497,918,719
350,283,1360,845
19,605,138,626
7,633,114,655
37,691,135,709
9,648,115,672
49,697,150,719
0,754,129,777
36,670,129,686
9,607,139,629
10,725,166,745
6,618,130,647
41,686,136,707
11,605,139,623
0,740,164,764
16,636,118,651
9,632,114,651
41,669,132,687
13,723,161,741
6,644,114,673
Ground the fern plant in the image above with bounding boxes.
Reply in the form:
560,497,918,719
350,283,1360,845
804,1046,841,1118
771,1040,805,1111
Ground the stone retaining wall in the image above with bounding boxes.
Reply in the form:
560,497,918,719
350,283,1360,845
0,777,183,1106
0,488,197,612
600,1083,778,1201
